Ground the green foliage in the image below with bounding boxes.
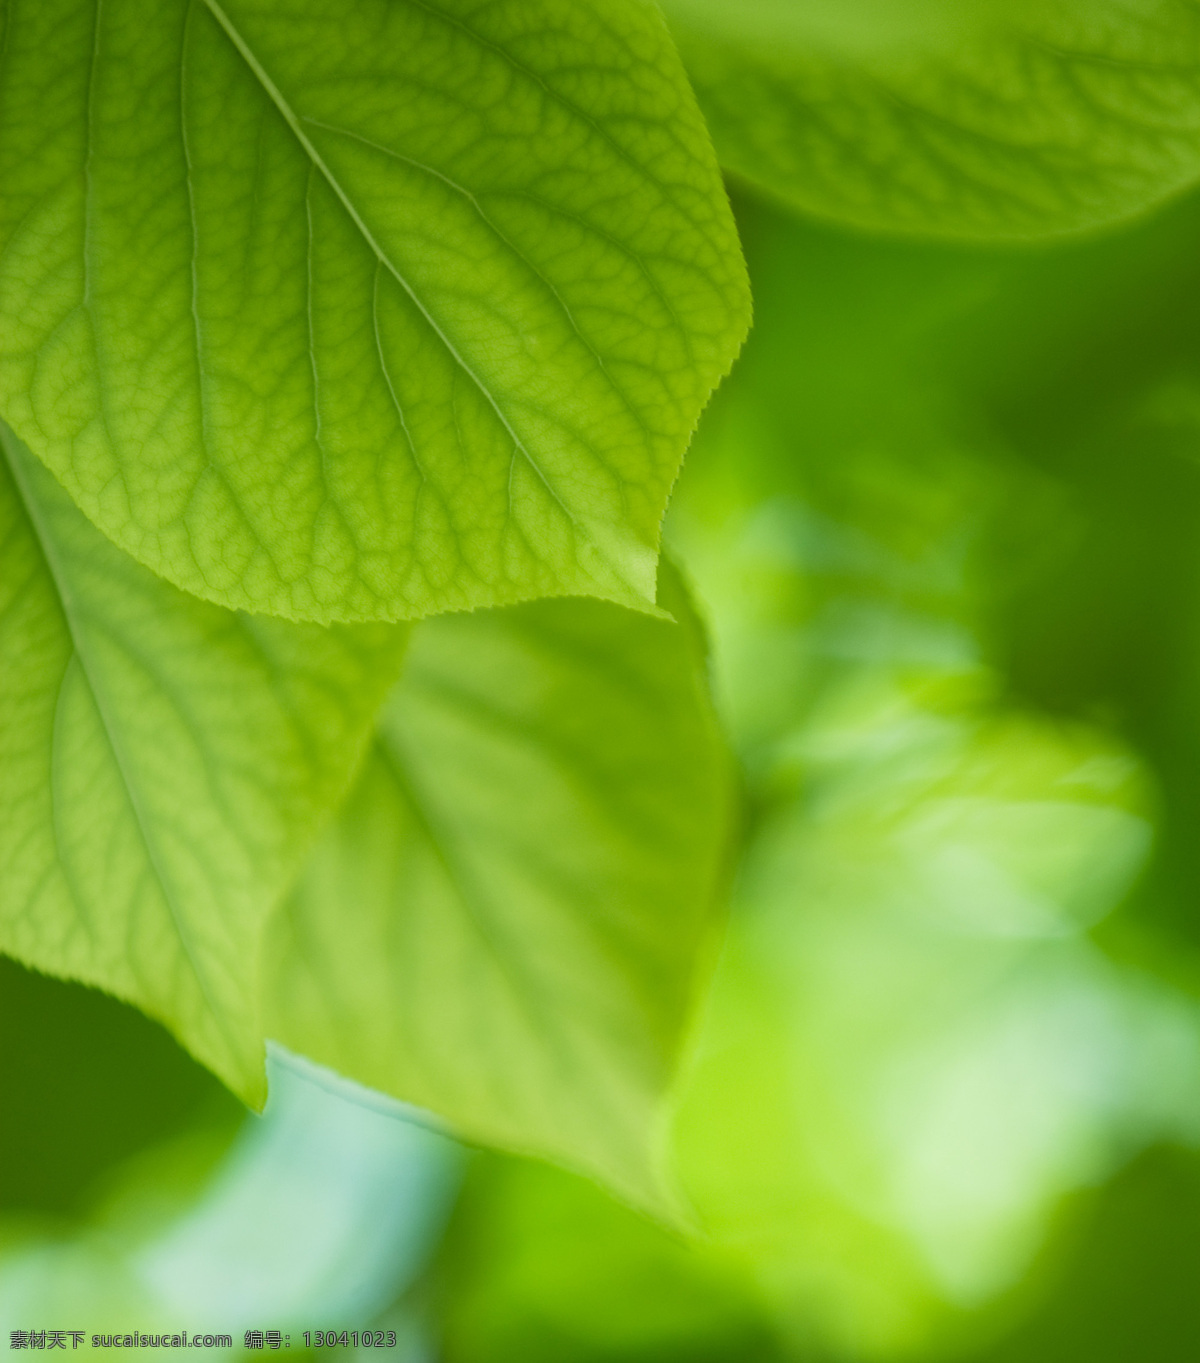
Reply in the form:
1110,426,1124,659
435,1155,782,1363
268,562,730,1212
0,956,238,1219
672,684,1181,1354
662,0,1200,240
656,196,1200,1358
0,0,749,621
9,2,1200,1344
964,1146,1200,1362
0,423,407,1100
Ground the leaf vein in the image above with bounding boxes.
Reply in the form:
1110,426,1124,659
200,0,587,543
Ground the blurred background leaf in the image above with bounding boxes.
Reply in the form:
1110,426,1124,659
662,0,1200,240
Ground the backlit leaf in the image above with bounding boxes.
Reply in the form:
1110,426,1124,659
662,0,1200,240
0,0,748,621
0,423,407,1101
267,563,731,1211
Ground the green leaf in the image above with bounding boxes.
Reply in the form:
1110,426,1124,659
0,0,749,622
0,423,407,1103
266,562,731,1211
661,0,1200,240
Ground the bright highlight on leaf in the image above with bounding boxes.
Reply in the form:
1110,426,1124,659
267,563,731,1212
0,0,749,622
0,424,408,1101
661,0,1200,240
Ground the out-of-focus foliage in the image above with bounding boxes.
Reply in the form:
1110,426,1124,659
662,0,1200,240
672,184,1200,966
660,194,1200,1356
0,998,459,1355
673,697,1198,1353
963,1144,1200,1361
0,957,239,1220
433,1156,783,1363
427,1139,1200,1363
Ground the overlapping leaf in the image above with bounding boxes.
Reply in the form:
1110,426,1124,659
267,564,731,1211
0,0,749,622
0,424,407,1101
662,0,1200,240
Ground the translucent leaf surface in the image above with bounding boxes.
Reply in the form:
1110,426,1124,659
0,0,749,621
0,424,407,1101
267,564,731,1211
661,0,1200,240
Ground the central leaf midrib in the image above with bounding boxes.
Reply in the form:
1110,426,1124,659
198,0,596,550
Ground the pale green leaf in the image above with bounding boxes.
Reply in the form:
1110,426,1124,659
0,0,749,621
0,423,408,1102
661,0,1200,240
266,563,731,1211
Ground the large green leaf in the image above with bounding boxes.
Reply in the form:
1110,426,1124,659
661,0,1200,240
266,563,731,1211
0,423,407,1102
0,0,749,622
